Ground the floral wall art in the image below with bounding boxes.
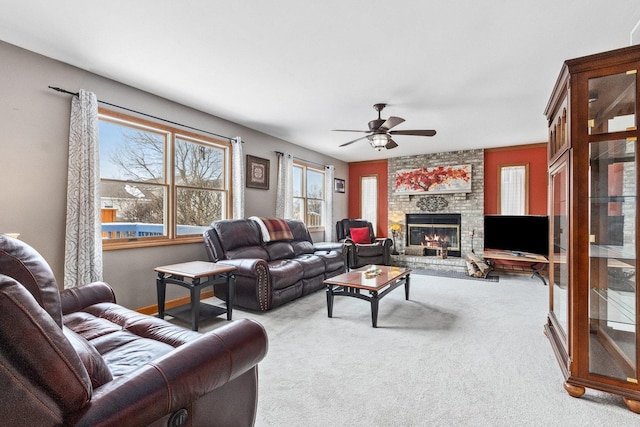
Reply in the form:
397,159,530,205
394,164,472,194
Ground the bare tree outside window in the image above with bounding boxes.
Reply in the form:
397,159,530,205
99,112,230,244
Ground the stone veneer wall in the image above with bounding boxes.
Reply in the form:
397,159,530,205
388,149,484,271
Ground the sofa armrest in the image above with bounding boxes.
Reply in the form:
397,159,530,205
60,281,116,315
66,318,268,426
216,258,269,278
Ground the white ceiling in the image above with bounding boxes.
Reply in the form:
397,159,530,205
2,1,640,162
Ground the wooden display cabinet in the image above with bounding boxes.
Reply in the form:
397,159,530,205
545,44,640,413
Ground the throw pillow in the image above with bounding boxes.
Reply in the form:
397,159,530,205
350,227,371,244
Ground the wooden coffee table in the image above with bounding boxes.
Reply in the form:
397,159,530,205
324,265,412,327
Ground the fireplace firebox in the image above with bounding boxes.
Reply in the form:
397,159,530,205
405,213,462,257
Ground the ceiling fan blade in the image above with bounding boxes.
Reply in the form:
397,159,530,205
339,134,371,147
332,129,371,133
389,129,437,137
385,138,398,149
379,116,405,131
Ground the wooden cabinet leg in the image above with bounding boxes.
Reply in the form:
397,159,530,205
563,382,585,398
623,397,640,414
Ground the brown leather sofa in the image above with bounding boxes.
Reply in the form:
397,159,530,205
0,234,268,426
203,218,346,311
336,218,393,269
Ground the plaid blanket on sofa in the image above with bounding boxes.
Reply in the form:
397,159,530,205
249,217,294,242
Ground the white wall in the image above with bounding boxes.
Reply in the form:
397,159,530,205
0,40,348,309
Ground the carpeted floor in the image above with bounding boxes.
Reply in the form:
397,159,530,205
412,268,499,282
192,273,639,426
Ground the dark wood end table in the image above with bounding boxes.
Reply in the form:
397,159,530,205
155,261,236,331
324,265,412,327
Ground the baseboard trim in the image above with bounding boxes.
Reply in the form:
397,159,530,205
135,290,214,315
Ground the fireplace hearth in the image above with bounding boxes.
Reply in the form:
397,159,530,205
406,213,462,258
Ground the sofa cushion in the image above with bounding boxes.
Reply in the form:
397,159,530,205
267,259,304,290
292,240,315,256
293,254,325,279
350,227,371,244
213,219,263,252
315,251,345,273
265,241,295,260
64,326,113,388
0,234,63,326
227,246,269,260
354,243,384,257
0,274,91,413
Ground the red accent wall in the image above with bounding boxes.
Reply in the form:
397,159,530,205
348,160,388,237
484,144,548,215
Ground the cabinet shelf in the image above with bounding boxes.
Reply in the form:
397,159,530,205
591,287,636,325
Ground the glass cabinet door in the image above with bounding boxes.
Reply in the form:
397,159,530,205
549,158,569,342
587,70,638,383
588,136,637,381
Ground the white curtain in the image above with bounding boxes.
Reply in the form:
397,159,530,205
324,165,335,241
501,166,526,215
276,152,294,218
64,90,103,289
231,137,245,219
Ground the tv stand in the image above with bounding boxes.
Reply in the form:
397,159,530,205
481,250,548,285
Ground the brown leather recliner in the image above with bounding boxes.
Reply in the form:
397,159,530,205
336,218,393,269
0,234,268,426
203,218,346,311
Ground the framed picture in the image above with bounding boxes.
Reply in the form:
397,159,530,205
246,155,270,189
395,164,472,194
334,178,345,193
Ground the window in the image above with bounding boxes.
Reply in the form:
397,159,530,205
361,175,378,232
498,164,529,215
99,109,230,248
293,162,325,229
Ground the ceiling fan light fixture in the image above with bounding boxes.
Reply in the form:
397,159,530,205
369,134,388,150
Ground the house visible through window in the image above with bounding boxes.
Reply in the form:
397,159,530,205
499,164,528,215
99,109,231,248
293,162,325,229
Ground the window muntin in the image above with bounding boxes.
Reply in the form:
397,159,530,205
293,163,325,229
99,110,230,248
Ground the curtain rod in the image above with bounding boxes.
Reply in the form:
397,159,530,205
48,86,239,143
274,151,329,168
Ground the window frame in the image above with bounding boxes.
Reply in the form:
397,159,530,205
292,161,325,231
99,108,232,250
360,174,378,232
497,163,529,215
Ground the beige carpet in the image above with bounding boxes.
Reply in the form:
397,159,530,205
191,273,639,426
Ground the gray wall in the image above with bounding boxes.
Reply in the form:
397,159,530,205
0,40,348,309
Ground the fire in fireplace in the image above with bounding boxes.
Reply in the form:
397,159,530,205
405,213,462,257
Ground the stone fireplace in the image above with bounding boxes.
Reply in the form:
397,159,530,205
388,149,484,271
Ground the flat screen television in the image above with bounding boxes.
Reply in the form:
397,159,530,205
483,215,549,257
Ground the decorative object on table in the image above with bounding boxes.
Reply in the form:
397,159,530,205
334,178,345,193
395,164,471,194
364,266,382,278
389,222,401,255
246,155,270,189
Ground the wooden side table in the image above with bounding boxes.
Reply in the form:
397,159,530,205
155,261,236,331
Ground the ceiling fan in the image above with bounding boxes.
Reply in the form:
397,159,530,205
334,103,436,151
